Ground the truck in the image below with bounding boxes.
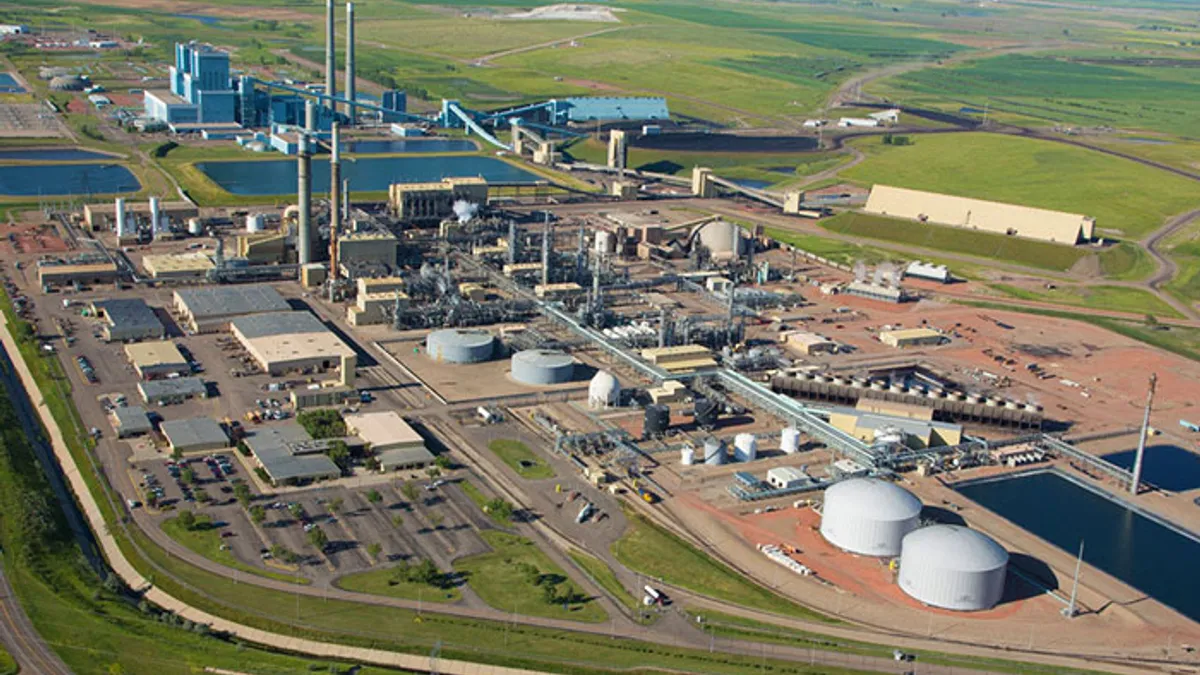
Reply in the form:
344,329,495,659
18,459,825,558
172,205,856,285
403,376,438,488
1181,420,1200,433
575,502,594,524
637,487,658,504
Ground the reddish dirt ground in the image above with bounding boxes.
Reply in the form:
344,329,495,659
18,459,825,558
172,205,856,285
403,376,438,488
65,97,87,114
1,222,69,255
106,93,142,107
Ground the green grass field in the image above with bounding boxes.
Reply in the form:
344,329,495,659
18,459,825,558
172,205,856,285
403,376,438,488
160,514,309,585
0,646,14,675
334,564,462,603
486,439,555,480
612,510,837,624
455,531,606,623
820,211,1091,272
988,283,1183,319
566,549,638,613
842,133,1200,239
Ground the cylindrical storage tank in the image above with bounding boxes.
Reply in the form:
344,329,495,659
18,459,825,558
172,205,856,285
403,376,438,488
780,427,801,454
985,397,1000,407
187,217,203,236
426,329,495,364
870,380,886,391
733,433,757,462
819,478,921,557
680,446,695,466
898,525,1008,611
246,213,265,232
889,383,906,394
703,438,725,465
1004,400,1020,410
511,349,575,385
967,393,983,404
644,404,670,437
851,377,867,388
588,371,621,409
595,230,615,254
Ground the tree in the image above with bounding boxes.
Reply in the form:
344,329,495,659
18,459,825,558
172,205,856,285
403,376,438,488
249,505,266,525
171,446,183,462
433,455,452,471
326,441,351,473
364,489,382,504
391,514,404,528
326,497,343,515
425,466,442,480
485,498,514,522
399,480,418,505
366,542,382,561
195,488,211,504
297,409,346,439
1145,313,1159,326
233,481,252,508
427,512,444,529
179,466,196,485
307,526,329,552
288,503,305,520
176,510,197,531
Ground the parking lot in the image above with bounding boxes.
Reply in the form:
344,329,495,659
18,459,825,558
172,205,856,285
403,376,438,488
132,452,241,508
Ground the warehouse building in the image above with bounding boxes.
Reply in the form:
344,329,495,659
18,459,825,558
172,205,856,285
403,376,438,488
641,344,717,373
338,231,399,267
230,311,356,384
344,411,434,471
125,342,191,380
864,185,1095,244
160,417,229,454
347,290,408,326
142,252,215,280
173,284,290,333
243,423,341,486
111,406,152,438
766,466,808,490
290,386,359,410
780,331,836,356
90,298,165,342
357,276,406,296
37,262,118,289
828,406,962,449
879,328,946,349
138,377,207,405
389,177,488,223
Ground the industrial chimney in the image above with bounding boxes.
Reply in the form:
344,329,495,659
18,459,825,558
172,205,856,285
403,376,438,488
330,121,341,268
345,2,356,125
297,100,315,264
149,196,160,239
325,0,336,108
114,197,127,238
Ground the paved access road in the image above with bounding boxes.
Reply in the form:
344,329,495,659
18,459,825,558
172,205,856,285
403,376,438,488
0,562,72,675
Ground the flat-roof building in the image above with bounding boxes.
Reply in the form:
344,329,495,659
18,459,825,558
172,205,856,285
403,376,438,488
828,406,962,449
124,342,191,380
879,328,945,349
338,231,399,267
343,411,434,471
767,466,808,490
347,290,408,327
641,345,718,373
83,200,198,231
111,406,152,438
90,298,164,342
160,417,229,453
142,252,215,280
780,331,836,356
173,284,290,333
864,185,1094,244
38,262,118,289
138,377,207,405
389,177,488,223
243,422,342,486
230,311,356,384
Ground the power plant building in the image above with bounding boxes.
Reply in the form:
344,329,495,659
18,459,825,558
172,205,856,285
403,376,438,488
173,285,290,333
337,231,399,267
819,477,922,557
144,42,238,130
89,298,164,342
389,177,488,223
898,525,1008,611
641,345,717,373
142,252,215,280
864,185,1095,245
230,311,356,383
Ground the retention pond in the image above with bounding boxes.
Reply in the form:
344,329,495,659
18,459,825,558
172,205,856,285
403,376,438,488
957,468,1200,622
0,163,140,196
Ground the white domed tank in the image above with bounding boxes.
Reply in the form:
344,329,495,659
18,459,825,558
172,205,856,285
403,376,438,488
588,371,621,409
819,478,921,557
246,213,265,233
780,427,801,455
703,438,725,465
511,349,575,385
733,433,757,462
694,220,748,257
187,217,203,236
595,230,615,255
898,525,1008,611
680,446,695,466
426,329,495,364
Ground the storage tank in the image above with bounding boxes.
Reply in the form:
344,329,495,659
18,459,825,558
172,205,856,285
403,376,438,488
594,230,615,255
644,404,670,437
511,349,575,385
693,220,747,257
733,433,757,462
680,446,695,466
114,198,127,237
588,371,620,409
426,328,495,364
246,213,265,233
187,217,203,236
819,478,921,557
780,427,801,454
703,438,725,465
898,525,1008,611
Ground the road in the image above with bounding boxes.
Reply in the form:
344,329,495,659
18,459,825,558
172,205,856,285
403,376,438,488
0,562,72,675
1143,209,1200,315
472,26,632,66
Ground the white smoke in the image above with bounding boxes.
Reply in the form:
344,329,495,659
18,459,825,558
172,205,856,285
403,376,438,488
453,200,479,224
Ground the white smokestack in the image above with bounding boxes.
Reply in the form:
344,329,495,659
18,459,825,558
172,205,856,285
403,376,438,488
452,200,478,224
115,198,127,238
149,196,160,238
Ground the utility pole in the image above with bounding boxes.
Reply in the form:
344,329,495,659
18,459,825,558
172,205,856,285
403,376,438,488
1130,373,1157,494
1063,539,1084,618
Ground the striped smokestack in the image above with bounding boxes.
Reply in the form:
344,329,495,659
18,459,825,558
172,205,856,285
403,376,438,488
345,2,356,125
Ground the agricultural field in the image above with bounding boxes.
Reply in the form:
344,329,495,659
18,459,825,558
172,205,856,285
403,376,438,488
841,133,1200,240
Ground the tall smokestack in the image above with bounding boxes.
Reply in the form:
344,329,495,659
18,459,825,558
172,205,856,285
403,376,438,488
325,0,336,109
149,196,160,239
1130,373,1157,494
345,2,356,125
342,178,350,222
298,101,315,264
541,215,550,286
114,197,127,238
330,121,341,269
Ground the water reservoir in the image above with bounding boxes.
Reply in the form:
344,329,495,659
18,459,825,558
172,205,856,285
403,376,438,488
0,148,112,161
1102,444,1200,492
957,469,1200,622
0,73,25,93
196,156,540,195
343,139,477,154
0,163,140,196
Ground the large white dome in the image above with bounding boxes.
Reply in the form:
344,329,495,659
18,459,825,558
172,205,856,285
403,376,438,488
588,370,620,408
819,477,922,557
898,525,1008,611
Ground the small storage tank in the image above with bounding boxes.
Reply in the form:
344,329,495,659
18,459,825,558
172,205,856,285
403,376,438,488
595,230,615,255
780,427,801,455
967,393,984,404
511,349,575,385
1004,400,1020,410
733,433,757,462
898,525,1008,611
870,380,886,391
246,213,265,233
819,478,921,557
889,383,906,394
703,438,725,465
680,446,695,466
644,404,670,437
588,371,621,409
426,329,495,364
187,217,203,236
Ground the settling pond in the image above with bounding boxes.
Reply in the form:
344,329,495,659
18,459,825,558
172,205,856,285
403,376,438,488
341,139,477,154
0,163,140,196
957,468,1200,622
196,156,540,196
0,148,116,161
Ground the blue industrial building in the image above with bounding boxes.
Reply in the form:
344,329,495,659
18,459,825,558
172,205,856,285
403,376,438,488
560,97,669,123
144,42,238,130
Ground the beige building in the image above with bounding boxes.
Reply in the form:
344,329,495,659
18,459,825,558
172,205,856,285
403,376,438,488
878,327,945,349
534,282,584,299
389,177,488,223
459,283,487,302
125,342,191,380
864,185,1095,244
343,411,434,471
647,379,688,404
237,231,287,264
230,311,356,385
829,406,962,449
37,262,118,288
83,200,198,231
338,231,399,267
780,331,837,356
142,252,214,280
641,345,717,373
356,276,405,296
347,290,408,326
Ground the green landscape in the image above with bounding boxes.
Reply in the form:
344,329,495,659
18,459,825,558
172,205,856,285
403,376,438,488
486,438,556,480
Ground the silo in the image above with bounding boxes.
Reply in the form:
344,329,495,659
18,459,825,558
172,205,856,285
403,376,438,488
780,427,801,454
819,478,921,557
595,230,615,255
644,404,670,437
246,213,265,233
898,525,1008,611
187,217,203,236
426,329,495,364
680,446,695,466
703,438,725,465
733,433,757,462
511,349,575,385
